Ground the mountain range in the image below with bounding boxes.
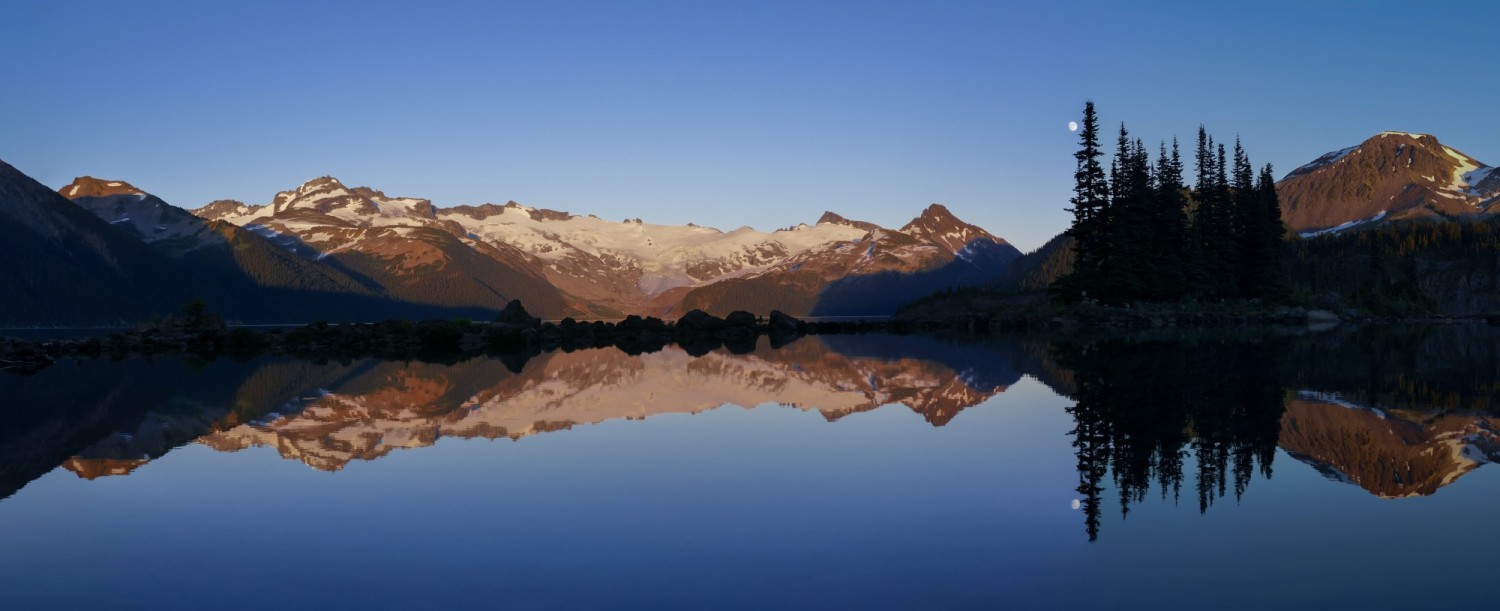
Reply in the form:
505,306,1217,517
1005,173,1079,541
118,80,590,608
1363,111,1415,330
0,159,1019,325
3,130,1496,325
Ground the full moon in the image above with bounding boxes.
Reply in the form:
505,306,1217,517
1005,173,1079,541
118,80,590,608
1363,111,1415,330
1068,121,1079,132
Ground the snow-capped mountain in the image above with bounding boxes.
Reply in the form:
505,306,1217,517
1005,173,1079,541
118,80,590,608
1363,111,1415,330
441,201,870,315
676,204,1021,316
1279,132,1500,236
195,176,576,315
64,176,257,253
194,177,1017,316
52,174,544,323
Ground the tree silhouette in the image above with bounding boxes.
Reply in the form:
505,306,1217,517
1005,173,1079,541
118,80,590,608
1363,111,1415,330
1055,337,1288,540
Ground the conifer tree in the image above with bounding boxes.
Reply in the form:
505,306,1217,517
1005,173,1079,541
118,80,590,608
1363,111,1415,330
1152,139,1189,299
1190,129,1233,299
1056,101,1111,302
1230,138,1257,297
1105,124,1153,302
1209,142,1234,297
1246,163,1287,297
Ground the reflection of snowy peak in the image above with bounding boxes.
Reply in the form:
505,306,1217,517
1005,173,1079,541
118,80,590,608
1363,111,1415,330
1280,392,1500,498
189,340,1011,471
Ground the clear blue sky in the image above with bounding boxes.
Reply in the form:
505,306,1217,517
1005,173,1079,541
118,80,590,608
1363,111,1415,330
3,0,1495,251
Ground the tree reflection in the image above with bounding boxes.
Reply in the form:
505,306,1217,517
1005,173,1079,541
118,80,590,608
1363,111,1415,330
1055,337,1286,541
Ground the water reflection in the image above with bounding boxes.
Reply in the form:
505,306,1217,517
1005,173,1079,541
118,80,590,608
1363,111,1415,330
1,335,1032,495
3,324,1499,541
1053,338,1285,541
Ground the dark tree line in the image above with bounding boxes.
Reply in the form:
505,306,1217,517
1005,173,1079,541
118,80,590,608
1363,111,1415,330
1285,216,1500,315
1055,101,1287,304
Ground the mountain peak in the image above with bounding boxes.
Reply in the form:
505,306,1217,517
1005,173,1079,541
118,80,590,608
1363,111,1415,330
918,203,953,218
59,176,146,200
901,204,960,233
817,211,880,232
299,175,346,190
1374,131,1433,141
900,203,1001,247
1279,132,1497,234
270,176,369,216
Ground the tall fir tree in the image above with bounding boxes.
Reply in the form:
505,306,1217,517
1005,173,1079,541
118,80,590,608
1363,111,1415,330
1151,138,1189,299
1246,163,1287,297
1104,124,1155,302
1190,129,1233,299
1230,137,1257,297
1210,141,1234,297
1056,101,1111,302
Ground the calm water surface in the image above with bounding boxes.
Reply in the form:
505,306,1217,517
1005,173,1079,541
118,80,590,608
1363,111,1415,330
1,326,1498,609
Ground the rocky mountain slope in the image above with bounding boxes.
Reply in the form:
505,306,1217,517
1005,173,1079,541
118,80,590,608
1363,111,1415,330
1279,132,1499,236
0,161,200,325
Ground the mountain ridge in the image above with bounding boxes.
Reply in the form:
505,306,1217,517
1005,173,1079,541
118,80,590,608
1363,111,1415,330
190,174,1018,317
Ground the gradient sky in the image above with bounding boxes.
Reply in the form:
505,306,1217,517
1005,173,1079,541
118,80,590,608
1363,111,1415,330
3,1,1496,251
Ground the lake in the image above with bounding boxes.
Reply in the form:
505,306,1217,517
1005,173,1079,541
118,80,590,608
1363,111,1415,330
2,325,1498,609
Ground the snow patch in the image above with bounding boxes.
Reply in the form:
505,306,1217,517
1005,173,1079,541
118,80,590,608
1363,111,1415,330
1463,166,1497,195
1441,145,1485,195
1298,210,1387,238
1292,145,1358,174
1297,390,1384,419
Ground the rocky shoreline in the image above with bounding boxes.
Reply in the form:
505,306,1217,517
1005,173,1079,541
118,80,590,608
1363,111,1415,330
896,289,1500,330
0,301,960,376
4,299,1497,376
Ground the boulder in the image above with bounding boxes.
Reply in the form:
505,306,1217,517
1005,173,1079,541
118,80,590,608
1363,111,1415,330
496,300,541,327
724,311,758,327
676,310,726,331
768,310,804,333
1307,309,1341,324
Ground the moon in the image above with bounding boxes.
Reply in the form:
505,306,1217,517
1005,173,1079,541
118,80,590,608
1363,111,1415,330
1068,121,1079,132
1070,499,1082,510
